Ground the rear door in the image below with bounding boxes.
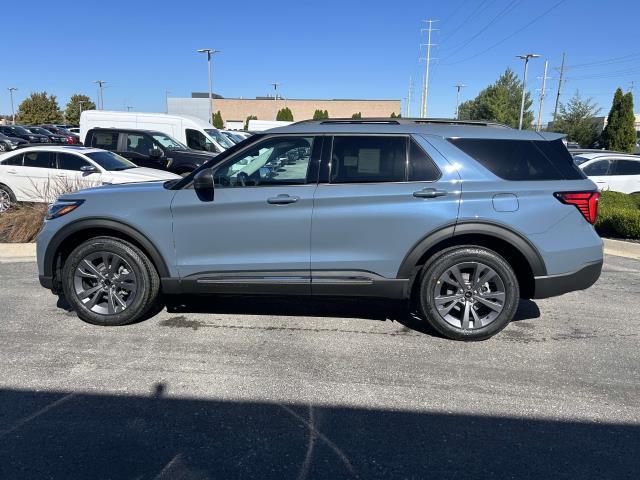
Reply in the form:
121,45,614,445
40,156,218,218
19,150,56,202
608,158,640,194
311,134,461,285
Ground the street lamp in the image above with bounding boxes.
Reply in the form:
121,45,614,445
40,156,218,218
271,82,281,119
7,87,17,124
94,80,107,110
197,48,221,123
516,54,540,130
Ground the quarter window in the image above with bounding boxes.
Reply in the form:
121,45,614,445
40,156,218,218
214,136,314,187
23,151,54,168
330,136,406,183
408,139,441,181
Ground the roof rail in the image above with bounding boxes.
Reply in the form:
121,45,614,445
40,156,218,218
290,117,511,128
410,118,511,128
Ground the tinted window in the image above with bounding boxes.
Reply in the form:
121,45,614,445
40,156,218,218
408,139,440,181
1,154,23,166
583,160,611,176
91,131,118,150
449,138,585,181
23,151,53,168
186,129,218,153
57,153,89,171
86,151,136,171
214,136,313,187
330,136,406,183
612,159,640,176
125,133,153,155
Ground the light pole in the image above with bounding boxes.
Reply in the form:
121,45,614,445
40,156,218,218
94,80,107,110
453,84,467,119
516,54,539,130
78,100,85,120
271,82,281,119
7,87,17,124
197,48,220,123
165,90,171,114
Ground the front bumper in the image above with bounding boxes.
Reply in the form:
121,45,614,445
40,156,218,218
532,260,603,299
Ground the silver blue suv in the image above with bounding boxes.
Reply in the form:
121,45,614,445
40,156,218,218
36,119,603,340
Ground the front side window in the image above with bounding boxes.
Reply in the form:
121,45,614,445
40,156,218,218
611,159,640,176
23,151,53,168
583,160,611,176
57,153,90,171
152,133,186,150
186,129,218,153
214,136,314,187
330,136,406,183
205,129,234,149
125,133,153,155
91,132,118,150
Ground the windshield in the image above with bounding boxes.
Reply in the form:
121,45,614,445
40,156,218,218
151,133,187,150
12,126,31,135
205,129,234,149
29,127,52,135
573,155,590,165
86,151,137,171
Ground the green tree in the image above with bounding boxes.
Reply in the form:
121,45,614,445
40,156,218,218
457,68,533,128
64,94,96,126
312,109,329,120
351,112,362,119
212,110,224,129
601,88,636,152
244,115,257,130
276,107,294,121
324,109,329,119
16,92,63,124
550,91,601,148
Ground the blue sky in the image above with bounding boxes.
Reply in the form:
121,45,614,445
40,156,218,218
2,0,639,123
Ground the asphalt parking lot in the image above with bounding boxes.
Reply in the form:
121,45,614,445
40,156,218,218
0,255,639,479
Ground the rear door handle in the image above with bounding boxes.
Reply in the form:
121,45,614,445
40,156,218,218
413,188,447,198
267,194,299,205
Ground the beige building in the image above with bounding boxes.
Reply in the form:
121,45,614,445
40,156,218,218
167,94,401,127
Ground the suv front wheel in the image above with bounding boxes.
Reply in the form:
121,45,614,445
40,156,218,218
62,236,161,326
418,246,520,341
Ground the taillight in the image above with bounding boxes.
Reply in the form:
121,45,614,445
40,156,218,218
555,191,599,224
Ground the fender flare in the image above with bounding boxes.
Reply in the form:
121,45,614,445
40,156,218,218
43,218,171,279
396,221,547,279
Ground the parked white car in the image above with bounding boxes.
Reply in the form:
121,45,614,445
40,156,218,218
574,152,640,194
0,146,180,211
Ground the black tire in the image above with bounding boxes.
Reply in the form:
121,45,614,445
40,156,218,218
417,246,520,341
0,184,16,213
62,236,161,326
0,142,8,152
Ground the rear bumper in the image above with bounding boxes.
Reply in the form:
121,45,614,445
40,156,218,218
532,260,603,299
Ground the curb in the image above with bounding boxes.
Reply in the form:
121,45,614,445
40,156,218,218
0,239,639,262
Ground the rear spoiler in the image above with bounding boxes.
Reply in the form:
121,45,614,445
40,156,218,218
537,132,566,141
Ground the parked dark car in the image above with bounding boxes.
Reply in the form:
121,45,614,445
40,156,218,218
39,124,80,144
0,125,50,143
26,126,68,144
84,128,217,174
0,133,28,151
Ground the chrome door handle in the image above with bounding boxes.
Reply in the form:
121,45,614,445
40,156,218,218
413,188,447,198
267,194,299,205
7,169,17,174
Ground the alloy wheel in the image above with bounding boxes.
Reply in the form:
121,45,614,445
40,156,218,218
433,261,506,330
73,251,138,315
0,189,11,213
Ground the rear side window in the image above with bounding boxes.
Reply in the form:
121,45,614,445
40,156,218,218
448,138,585,181
91,131,118,150
23,151,54,168
612,159,640,175
330,136,406,183
1,154,23,166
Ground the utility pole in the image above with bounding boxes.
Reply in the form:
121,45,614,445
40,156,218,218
197,48,221,123
271,82,281,119
94,80,106,110
517,53,540,130
419,19,438,118
536,60,549,131
165,90,171,114
7,87,17,124
406,76,413,117
453,84,467,119
126,106,133,112
552,52,565,125
78,100,85,120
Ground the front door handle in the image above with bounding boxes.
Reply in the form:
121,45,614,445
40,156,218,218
267,194,299,205
413,188,447,198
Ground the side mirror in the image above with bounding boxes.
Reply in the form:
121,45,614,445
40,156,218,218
193,168,214,201
80,165,98,173
149,148,163,159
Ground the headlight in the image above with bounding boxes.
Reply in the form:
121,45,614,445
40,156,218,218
46,200,84,220
28,135,36,140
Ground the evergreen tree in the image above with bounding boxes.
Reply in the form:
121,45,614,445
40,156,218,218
16,92,63,124
276,107,294,121
550,91,600,147
390,112,397,118
351,112,362,119
64,94,96,125
323,109,329,119
212,110,224,129
457,69,533,128
313,109,325,120
601,88,636,152
244,115,257,130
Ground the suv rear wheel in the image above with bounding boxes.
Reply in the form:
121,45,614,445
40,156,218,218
62,236,161,326
418,246,519,341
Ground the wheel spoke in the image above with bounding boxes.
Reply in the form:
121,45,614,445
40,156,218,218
474,296,503,312
112,291,127,309
107,290,117,314
473,268,496,289
438,299,461,317
76,268,98,279
85,290,102,309
461,302,471,329
470,306,482,328
78,284,102,300
435,294,463,306
83,260,104,279
447,265,465,289
481,291,505,301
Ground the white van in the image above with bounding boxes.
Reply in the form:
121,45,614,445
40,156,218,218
247,119,293,132
80,110,234,153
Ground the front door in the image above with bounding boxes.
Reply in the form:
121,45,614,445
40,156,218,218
170,135,320,293
119,132,162,169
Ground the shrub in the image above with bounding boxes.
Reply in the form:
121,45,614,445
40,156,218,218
595,191,640,239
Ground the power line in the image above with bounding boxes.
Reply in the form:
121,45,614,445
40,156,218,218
443,0,567,66
438,0,493,43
